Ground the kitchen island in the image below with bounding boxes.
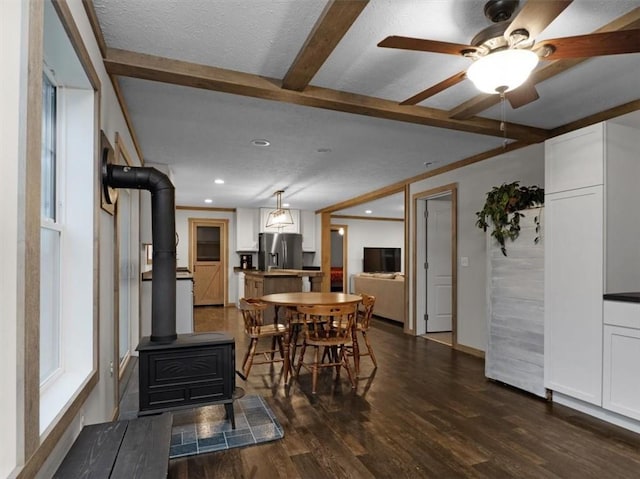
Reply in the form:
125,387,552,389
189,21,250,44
243,270,324,319
243,269,324,296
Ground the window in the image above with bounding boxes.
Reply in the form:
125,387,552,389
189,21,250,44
39,0,96,435
40,73,61,385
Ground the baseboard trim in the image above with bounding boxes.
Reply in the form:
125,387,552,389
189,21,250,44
454,343,485,359
552,392,640,434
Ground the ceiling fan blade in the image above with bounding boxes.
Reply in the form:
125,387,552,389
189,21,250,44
400,71,467,105
536,30,640,60
378,35,477,56
505,0,573,41
505,80,540,109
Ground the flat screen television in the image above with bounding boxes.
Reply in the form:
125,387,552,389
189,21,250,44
363,247,401,273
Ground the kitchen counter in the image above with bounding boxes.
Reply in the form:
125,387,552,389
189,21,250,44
233,267,257,273
244,269,324,296
140,269,194,336
142,269,193,281
244,269,324,278
603,292,640,303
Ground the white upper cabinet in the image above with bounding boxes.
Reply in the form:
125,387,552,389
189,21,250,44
545,123,604,194
259,208,300,234
236,208,259,251
300,210,316,252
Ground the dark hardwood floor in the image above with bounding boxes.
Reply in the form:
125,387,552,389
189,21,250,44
167,306,640,478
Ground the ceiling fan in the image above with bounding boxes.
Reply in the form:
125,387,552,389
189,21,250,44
378,0,640,109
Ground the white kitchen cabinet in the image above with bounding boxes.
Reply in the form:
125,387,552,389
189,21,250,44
544,186,603,405
236,208,259,251
544,120,640,429
141,274,194,336
259,207,300,233
237,272,245,307
603,300,640,421
300,210,316,252
545,123,604,194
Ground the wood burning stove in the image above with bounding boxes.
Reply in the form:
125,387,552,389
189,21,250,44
102,161,236,422
137,332,235,424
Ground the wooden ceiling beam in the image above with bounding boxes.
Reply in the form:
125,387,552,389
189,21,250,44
317,141,532,213
282,0,368,91
448,7,640,120
401,70,467,106
104,47,549,142
550,99,640,138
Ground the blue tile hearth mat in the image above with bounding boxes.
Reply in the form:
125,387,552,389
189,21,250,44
169,395,284,459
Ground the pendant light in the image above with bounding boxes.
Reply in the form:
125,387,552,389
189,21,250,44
265,190,294,228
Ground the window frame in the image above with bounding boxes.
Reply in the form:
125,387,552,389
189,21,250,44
39,68,64,389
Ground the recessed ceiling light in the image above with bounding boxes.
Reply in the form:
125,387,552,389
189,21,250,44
251,139,270,147
204,198,213,204
282,203,290,207
214,178,224,184
365,210,372,214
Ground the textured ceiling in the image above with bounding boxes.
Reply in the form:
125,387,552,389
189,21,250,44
91,0,640,216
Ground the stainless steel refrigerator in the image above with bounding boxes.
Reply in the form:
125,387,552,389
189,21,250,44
258,233,303,270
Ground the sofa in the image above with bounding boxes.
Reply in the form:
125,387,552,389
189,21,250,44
352,273,405,324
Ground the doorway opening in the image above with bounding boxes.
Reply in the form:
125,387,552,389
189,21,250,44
330,225,348,292
189,218,228,306
413,184,457,348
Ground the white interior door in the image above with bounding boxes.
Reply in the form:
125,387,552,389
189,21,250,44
426,196,452,332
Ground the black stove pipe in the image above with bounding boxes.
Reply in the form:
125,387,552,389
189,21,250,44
104,164,177,343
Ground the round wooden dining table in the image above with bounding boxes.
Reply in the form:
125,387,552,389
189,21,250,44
260,292,362,383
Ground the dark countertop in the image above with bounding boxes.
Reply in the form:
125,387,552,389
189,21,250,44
244,269,324,278
603,292,640,303
142,269,193,281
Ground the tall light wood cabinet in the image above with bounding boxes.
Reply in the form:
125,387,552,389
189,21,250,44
486,210,545,398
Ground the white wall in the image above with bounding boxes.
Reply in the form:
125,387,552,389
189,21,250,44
1,0,27,475
332,218,404,292
409,143,545,352
605,122,640,293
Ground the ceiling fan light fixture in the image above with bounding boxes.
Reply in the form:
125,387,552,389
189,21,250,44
467,49,538,94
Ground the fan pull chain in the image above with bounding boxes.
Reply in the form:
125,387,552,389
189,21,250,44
500,91,507,149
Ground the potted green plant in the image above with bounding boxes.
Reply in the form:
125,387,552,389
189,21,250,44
476,181,544,256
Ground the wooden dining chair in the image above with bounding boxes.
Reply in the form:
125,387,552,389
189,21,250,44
238,298,287,380
350,293,378,374
295,303,357,394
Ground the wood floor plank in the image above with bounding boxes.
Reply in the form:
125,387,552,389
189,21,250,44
164,306,640,479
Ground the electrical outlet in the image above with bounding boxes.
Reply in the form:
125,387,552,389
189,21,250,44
109,361,114,377
460,256,469,267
